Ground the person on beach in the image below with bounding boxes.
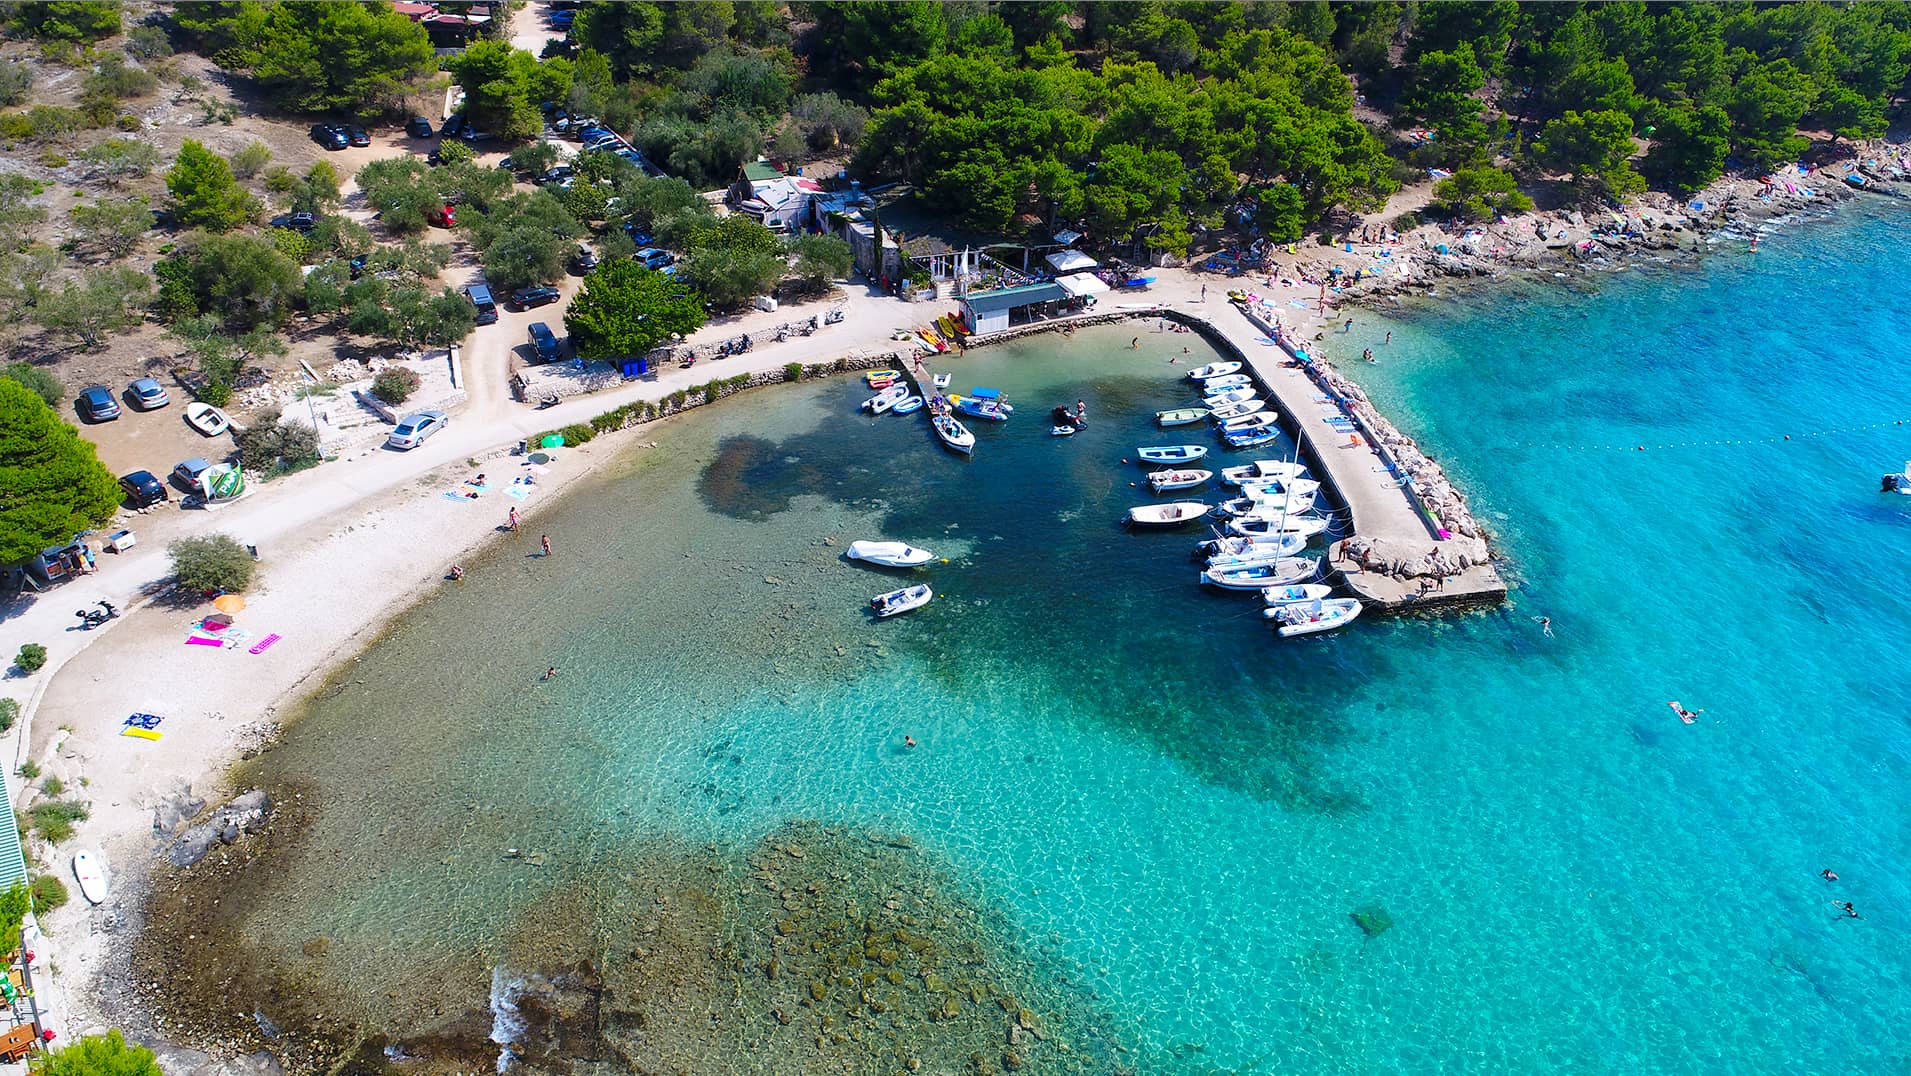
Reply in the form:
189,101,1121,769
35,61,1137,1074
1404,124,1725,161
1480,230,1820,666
1200,284,1207,301
543,666,557,681
508,507,520,533
540,534,552,557
1344,318,1354,333
1821,868,1839,881
448,564,464,581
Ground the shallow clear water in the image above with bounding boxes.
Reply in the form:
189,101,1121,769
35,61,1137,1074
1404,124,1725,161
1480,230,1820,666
221,203,1911,1073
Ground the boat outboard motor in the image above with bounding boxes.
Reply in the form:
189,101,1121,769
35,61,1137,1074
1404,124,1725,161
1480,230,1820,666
1885,474,1902,493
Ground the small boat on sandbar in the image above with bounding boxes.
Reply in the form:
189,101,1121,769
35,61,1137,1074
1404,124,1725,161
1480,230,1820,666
1186,361,1241,381
1127,502,1210,527
870,584,933,618
1051,425,1077,437
1137,445,1207,464
863,385,908,413
1227,514,1328,540
1272,597,1363,637
1221,460,1311,486
1156,407,1210,427
846,541,937,568
1225,427,1281,449
1208,399,1265,421
184,402,233,437
891,395,924,415
1202,563,1318,591
1204,387,1257,408
1260,583,1335,607
933,413,975,454
1148,468,1212,491
1221,411,1279,433
1200,373,1252,390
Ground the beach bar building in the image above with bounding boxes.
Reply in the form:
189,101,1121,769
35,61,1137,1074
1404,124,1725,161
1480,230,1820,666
959,282,1069,334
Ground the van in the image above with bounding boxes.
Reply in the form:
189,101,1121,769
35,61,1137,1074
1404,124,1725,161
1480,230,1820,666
528,322,559,364
467,282,498,325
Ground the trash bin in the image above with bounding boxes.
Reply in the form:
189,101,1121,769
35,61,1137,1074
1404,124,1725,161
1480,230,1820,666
106,529,136,553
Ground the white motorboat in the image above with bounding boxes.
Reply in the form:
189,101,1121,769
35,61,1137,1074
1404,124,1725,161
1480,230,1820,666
1260,583,1334,607
1208,399,1265,421
863,384,908,413
1234,476,1321,499
1206,543,1309,570
933,414,975,454
73,849,108,904
1051,425,1077,437
1225,427,1280,449
1215,492,1316,517
1128,502,1210,527
1148,468,1212,491
1221,460,1311,486
1136,444,1207,464
1199,534,1308,561
1201,563,1316,590
1199,373,1252,390
846,541,936,568
1156,407,1210,426
1185,361,1241,380
1272,597,1363,636
1884,461,1911,494
892,396,924,415
184,401,232,437
870,584,933,618
1221,411,1279,432
1203,387,1257,407
932,374,952,388
1227,514,1329,539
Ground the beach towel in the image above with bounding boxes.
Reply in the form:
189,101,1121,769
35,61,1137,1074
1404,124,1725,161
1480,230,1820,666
249,633,281,655
123,713,164,740
186,635,224,647
503,485,531,501
443,490,479,502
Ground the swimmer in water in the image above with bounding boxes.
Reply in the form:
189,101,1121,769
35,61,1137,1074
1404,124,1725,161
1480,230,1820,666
543,666,557,681
1533,615,1552,637
1821,868,1839,881
904,736,917,748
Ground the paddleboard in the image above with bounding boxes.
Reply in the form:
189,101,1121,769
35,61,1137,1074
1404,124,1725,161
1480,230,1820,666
1668,700,1696,725
72,850,108,905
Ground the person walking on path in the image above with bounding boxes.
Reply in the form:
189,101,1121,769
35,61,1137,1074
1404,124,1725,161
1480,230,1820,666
540,534,552,557
508,507,520,533
1200,284,1207,302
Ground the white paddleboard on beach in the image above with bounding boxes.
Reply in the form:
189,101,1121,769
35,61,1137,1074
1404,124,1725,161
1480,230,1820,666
72,850,108,904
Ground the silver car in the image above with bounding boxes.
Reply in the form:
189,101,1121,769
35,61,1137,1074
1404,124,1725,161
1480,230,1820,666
386,410,447,450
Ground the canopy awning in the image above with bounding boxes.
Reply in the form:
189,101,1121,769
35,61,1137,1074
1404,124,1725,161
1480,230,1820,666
1052,228,1083,246
1055,272,1109,297
1044,250,1098,273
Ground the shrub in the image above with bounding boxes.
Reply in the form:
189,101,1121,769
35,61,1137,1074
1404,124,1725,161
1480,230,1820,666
12,644,46,674
27,799,89,843
370,366,420,405
0,699,17,733
0,60,30,106
28,874,67,912
16,762,36,780
39,777,62,797
702,378,723,402
113,113,140,131
2,362,62,404
34,1031,160,1076
560,422,594,446
196,380,231,407
236,413,317,475
38,150,67,169
126,25,173,59
0,884,21,954
784,362,802,382
167,533,253,593
229,140,271,179
269,227,310,263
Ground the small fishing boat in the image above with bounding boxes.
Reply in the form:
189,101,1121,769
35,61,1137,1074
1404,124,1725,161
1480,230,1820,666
1199,535,1309,562
864,369,902,386
1051,425,1077,437
184,401,232,437
1221,460,1311,486
863,384,908,413
1201,563,1319,591
1260,583,1335,607
1251,562,1323,589
846,541,937,568
870,584,933,618
1221,411,1279,433
1148,468,1213,491
1207,542,1310,570
1233,476,1321,500
1882,461,1911,494
952,387,1012,421
1156,407,1210,427
1185,361,1241,381
1272,597,1363,637
1136,444,1207,464
1228,514,1329,539
73,849,109,905
1215,492,1315,518
1127,502,1210,527
934,414,975,454
1225,427,1282,449
1203,387,1257,408
1199,373,1252,390
891,395,924,415
1208,399,1265,421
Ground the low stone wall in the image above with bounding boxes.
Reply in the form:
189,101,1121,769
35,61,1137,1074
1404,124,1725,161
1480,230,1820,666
564,348,911,439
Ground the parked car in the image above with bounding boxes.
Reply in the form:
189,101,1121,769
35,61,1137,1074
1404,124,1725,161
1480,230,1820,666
440,113,467,140
310,124,348,150
407,115,434,139
346,124,371,147
548,9,575,29
76,385,120,422
171,457,212,491
467,283,498,325
636,247,674,270
622,222,653,244
128,377,170,410
386,410,447,450
583,134,624,153
428,204,457,228
528,322,560,364
535,165,574,186
274,211,317,233
461,125,496,143
119,470,167,508
570,243,599,273
511,285,561,309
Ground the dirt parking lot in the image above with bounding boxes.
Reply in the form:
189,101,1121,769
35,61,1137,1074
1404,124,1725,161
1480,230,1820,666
74,390,237,486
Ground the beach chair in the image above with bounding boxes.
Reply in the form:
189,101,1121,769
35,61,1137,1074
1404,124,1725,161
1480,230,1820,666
0,1023,37,1062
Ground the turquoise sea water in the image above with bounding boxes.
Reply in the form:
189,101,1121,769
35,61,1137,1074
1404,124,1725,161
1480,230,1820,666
207,202,1911,1072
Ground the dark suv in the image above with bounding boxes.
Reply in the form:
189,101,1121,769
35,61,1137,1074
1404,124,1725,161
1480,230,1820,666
511,285,560,309
528,322,560,363
119,470,167,508
467,282,498,325
310,124,348,150
407,116,434,139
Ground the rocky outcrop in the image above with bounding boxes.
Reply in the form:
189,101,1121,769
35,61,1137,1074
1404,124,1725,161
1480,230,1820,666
166,789,272,868
1341,535,1492,581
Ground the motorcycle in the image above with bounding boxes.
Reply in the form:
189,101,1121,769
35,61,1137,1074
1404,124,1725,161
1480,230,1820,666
74,600,118,630
824,308,845,325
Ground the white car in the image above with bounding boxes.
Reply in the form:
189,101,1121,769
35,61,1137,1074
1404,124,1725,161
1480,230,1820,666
386,410,447,450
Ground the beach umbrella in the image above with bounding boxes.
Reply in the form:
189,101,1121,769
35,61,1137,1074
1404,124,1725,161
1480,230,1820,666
539,434,564,448
212,593,245,614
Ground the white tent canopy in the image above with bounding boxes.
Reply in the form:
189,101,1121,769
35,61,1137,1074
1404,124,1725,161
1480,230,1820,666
1045,250,1098,273
1055,272,1109,297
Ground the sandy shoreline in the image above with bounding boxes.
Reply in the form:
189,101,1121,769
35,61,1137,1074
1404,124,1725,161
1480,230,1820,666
19,144,1911,1058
